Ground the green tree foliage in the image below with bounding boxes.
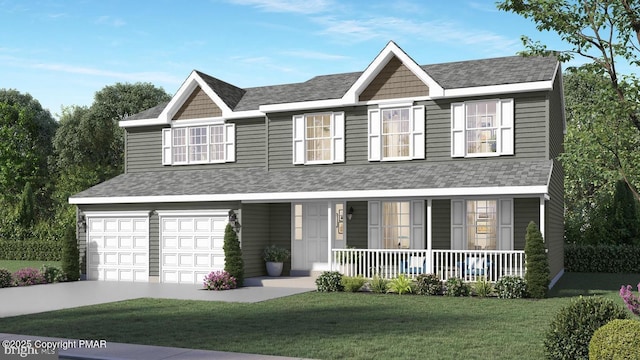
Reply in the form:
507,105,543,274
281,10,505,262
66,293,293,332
223,223,244,287
497,0,640,202
610,179,640,245
524,221,550,298
61,223,80,281
15,182,35,230
0,90,57,211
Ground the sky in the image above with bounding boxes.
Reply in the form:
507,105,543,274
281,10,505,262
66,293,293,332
0,0,585,118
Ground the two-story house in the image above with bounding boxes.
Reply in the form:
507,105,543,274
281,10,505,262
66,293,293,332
70,41,565,287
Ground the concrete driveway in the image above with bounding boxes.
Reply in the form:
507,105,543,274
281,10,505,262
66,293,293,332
1,277,316,318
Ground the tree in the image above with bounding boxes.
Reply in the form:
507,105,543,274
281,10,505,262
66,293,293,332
0,90,57,211
223,223,244,287
497,0,640,201
15,182,35,230
61,222,80,281
561,70,640,243
524,221,550,298
610,179,640,245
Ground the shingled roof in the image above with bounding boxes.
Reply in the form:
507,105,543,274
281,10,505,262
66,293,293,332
124,54,558,120
70,160,552,203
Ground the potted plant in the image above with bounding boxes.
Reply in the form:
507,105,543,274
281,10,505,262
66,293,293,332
263,245,290,277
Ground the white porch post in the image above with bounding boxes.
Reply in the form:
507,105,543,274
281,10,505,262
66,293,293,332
426,199,433,273
539,196,546,240
328,201,334,270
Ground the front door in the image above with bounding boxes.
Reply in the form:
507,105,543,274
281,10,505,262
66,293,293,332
292,202,328,270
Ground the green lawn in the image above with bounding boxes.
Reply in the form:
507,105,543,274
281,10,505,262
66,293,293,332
0,260,61,272
0,273,637,360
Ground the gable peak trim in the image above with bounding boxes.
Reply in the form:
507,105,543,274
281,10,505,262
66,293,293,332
343,41,444,104
158,70,234,123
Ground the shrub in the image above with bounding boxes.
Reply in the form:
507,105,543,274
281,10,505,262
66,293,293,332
341,276,366,292
544,296,629,360
589,319,640,360
387,274,414,295
13,268,46,287
368,275,388,294
203,271,237,290
316,271,343,292
524,221,549,298
223,223,244,287
41,265,66,283
473,277,493,297
565,244,640,273
495,276,527,299
444,277,470,297
0,240,63,261
620,283,640,316
415,273,443,296
61,223,80,281
0,268,12,288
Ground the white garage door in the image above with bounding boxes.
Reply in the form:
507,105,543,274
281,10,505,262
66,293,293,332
159,211,228,284
86,212,150,282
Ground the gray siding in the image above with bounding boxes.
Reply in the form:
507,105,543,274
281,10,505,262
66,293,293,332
125,118,266,173
346,201,367,248
432,200,451,250
549,69,565,160
514,198,540,250
267,203,292,275
547,161,564,280
240,203,270,277
266,93,549,170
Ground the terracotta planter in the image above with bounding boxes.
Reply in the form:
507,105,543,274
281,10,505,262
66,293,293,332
266,262,284,277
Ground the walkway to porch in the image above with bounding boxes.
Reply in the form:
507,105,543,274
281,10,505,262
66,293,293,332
331,249,526,282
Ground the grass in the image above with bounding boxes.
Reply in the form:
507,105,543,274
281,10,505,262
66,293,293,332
0,272,637,360
0,260,61,273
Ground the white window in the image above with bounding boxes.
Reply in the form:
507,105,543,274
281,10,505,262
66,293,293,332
368,105,425,161
451,99,514,157
451,199,513,250
368,200,424,249
162,124,235,165
292,112,344,165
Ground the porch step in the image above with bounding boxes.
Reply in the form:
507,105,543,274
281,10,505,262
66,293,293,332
244,276,317,289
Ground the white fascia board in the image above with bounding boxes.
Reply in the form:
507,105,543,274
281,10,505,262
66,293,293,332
260,99,347,113
436,80,554,99
119,118,168,128
69,185,548,205
343,41,444,103
225,110,264,119
156,209,230,217
82,211,151,217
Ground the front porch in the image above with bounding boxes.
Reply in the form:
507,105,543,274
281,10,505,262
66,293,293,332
331,248,525,282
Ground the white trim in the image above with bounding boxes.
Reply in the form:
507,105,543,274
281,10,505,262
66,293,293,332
362,97,428,107
437,81,553,99
224,110,264,119
155,210,230,217
83,211,151,218
119,118,167,128
171,117,225,127
70,185,548,205
377,101,415,109
549,268,564,289
539,196,546,240
260,99,345,113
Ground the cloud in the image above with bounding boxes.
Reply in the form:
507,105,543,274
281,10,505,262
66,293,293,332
226,0,332,14
30,62,183,84
96,15,126,27
280,50,350,60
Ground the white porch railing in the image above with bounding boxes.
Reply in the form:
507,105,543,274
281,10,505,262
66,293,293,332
331,249,525,282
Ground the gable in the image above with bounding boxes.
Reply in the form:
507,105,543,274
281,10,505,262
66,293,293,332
359,56,430,102
173,86,222,120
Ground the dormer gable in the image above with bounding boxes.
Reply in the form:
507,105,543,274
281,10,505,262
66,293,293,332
158,70,244,123
343,41,444,104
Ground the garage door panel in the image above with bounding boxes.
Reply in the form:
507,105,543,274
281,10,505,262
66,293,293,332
160,214,227,284
87,215,149,282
